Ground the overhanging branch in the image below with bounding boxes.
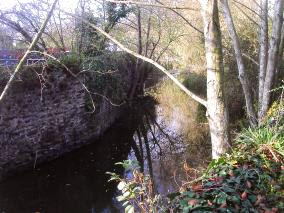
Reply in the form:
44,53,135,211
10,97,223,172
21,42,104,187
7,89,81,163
105,0,197,10
63,11,207,107
0,0,59,102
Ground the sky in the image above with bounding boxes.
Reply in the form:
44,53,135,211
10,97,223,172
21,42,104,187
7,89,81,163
0,0,79,11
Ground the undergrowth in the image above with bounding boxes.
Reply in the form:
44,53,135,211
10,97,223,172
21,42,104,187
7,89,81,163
110,100,284,212
167,100,284,212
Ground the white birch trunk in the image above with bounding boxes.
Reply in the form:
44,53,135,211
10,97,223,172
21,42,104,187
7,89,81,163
221,0,257,127
200,0,230,159
260,0,284,120
258,0,269,120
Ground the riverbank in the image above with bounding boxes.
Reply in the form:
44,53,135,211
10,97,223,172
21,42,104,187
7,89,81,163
167,100,284,212
112,100,284,212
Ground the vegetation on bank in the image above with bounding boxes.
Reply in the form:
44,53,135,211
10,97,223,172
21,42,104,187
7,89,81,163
110,98,284,212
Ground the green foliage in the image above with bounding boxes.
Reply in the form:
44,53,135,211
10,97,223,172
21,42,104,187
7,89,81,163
115,160,140,172
75,3,132,57
182,73,206,97
168,153,283,212
196,104,207,123
107,160,165,213
166,102,284,212
58,53,82,67
0,66,10,82
84,53,130,110
237,126,284,162
46,53,82,69
105,2,132,32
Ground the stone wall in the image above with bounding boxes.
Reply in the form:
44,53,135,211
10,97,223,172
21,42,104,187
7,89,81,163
0,67,123,180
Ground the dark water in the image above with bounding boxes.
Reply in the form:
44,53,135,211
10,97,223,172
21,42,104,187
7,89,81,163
0,97,208,213
0,120,133,213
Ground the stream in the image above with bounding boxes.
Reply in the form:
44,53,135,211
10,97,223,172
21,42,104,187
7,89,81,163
0,97,210,213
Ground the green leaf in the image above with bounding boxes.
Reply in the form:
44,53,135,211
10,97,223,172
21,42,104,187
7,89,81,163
117,181,126,191
215,193,227,205
182,206,191,213
123,191,130,198
125,205,134,213
183,191,195,198
117,195,126,202
248,194,257,203
180,199,189,207
122,201,129,207
222,186,235,193
230,195,241,203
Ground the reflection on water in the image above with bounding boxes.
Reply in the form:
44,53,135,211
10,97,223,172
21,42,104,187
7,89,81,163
0,120,133,213
0,96,210,213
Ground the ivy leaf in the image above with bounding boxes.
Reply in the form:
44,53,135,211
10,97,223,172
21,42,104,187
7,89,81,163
180,199,189,207
183,191,195,198
222,186,235,193
248,194,257,203
215,193,227,205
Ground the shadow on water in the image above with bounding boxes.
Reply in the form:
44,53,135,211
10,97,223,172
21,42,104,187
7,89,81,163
0,121,132,213
0,95,210,213
0,97,157,213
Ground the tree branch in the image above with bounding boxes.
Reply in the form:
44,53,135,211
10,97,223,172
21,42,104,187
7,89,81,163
155,0,203,35
63,11,207,107
105,0,197,10
0,0,59,102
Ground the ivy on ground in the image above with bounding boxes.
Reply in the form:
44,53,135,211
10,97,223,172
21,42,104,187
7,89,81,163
167,101,284,213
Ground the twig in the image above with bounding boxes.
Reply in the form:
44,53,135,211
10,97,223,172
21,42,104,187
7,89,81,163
0,0,59,102
63,11,207,107
105,0,197,10
155,0,203,35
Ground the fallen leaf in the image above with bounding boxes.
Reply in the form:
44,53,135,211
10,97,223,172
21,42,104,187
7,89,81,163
241,191,247,200
188,199,199,206
207,200,213,206
228,170,234,177
264,210,274,213
255,195,265,205
246,180,252,188
220,203,227,208
191,184,202,192
234,204,240,210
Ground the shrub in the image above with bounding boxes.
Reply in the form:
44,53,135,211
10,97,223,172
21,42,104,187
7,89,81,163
166,100,284,212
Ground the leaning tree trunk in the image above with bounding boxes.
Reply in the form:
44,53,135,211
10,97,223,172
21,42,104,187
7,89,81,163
260,0,284,121
221,0,257,127
200,0,230,159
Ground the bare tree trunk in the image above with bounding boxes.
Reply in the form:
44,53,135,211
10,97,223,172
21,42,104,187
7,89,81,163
200,0,230,159
66,11,207,106
145,15,151,57
221,0,257,127
260,0,284,120
129,7,143,99
258,0,268,120
274,24,284,87
0,0,58,102
137,7,143,55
